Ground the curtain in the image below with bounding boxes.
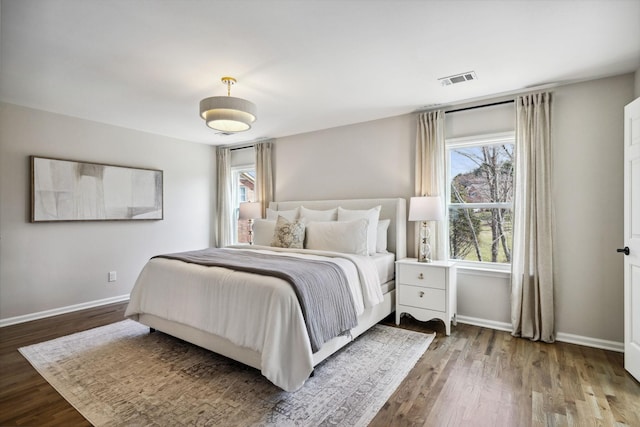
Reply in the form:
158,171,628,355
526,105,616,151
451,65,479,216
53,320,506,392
255,140,274,218
511,92,554,343
415,111,446,260
215,146,233,248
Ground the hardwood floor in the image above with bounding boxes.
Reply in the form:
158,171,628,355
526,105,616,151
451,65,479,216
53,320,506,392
0,303,126,427
1,303,638,426
373,317,640,427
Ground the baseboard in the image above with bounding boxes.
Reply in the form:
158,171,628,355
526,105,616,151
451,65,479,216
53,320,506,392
456,315,624,353
555,332,624,353
0,294,130,328
456,315,512,332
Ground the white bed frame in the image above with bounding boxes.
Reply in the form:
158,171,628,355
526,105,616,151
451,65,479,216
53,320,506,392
137,198,406,375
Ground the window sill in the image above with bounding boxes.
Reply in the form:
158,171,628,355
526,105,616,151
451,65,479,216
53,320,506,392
454,263,512,279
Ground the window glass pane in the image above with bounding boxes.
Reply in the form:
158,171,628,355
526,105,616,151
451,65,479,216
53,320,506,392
233,169,255,244
449,207,512,263
449,144,514,204
447,139,514,265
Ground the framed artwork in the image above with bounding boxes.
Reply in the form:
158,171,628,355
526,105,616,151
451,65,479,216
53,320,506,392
30,156,163,222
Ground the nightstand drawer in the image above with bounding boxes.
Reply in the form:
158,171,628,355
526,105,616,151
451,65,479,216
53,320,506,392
398,284,445,312
398,264,445,289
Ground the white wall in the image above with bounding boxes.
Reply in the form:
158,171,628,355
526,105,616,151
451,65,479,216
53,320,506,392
274,73,635,344
552,74,633,343
0,103,215,321
274,114,415,202
445,101,514,138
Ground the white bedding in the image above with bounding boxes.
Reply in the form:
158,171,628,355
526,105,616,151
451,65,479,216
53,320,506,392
125,246,383,391
371,252,396,285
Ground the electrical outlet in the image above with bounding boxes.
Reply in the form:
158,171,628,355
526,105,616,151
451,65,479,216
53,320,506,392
108,271,117,282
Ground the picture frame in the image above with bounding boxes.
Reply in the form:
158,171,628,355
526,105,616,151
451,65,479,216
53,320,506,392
30,156,163,222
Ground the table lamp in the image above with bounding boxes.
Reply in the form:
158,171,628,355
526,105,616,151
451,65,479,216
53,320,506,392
238,201,262,244
408,196,444,262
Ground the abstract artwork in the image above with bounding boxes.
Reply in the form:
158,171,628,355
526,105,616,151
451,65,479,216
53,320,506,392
31,156,163,222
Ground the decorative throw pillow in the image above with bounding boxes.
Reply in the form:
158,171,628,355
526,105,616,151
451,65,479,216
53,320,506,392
271,215,306,249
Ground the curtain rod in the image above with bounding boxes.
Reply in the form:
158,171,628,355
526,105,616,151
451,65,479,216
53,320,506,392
228,138,274,151
445,99,514,114
229,144,255,151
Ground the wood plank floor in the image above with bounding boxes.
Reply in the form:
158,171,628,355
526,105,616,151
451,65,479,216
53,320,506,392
1,303,638,426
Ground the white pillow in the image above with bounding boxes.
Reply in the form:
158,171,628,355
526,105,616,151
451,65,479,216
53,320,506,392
266,207,299,221
305,219,369,255
252,219,276,246
337,205,381,255
300,206,338,222
376,218,390,253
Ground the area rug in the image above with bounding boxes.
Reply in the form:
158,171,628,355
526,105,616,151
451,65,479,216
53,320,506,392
19,320,434,426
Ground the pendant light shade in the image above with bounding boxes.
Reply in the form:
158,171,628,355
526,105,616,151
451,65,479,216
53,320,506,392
199,77,257,132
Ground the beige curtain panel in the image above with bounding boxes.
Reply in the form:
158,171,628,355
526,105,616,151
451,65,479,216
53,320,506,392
415,111,446,261
255,140,274,218
215,146,233,248
511,92,555,343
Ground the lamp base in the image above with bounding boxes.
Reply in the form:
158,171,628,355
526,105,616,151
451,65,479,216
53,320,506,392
248,219,254,245
418,220,432,263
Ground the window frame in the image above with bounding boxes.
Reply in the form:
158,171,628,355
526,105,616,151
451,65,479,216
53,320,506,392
445,131,515,271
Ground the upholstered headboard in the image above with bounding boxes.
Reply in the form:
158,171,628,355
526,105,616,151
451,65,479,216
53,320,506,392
269,198,407,260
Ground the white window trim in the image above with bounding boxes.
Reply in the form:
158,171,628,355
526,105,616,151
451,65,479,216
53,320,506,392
445,131,515,269
456,262,512,278
446,131,515,148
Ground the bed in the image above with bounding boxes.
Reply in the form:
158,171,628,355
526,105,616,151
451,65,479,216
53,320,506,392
125,198,406,391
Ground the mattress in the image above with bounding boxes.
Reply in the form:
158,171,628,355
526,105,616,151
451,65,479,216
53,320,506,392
371,251,396,286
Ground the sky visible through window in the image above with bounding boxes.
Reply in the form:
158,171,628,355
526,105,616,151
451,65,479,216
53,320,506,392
450,148,481,178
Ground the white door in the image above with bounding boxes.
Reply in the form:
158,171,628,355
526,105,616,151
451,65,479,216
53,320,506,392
623,97,640,381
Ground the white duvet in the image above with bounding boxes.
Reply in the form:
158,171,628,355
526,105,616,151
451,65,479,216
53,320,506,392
124,245,383,391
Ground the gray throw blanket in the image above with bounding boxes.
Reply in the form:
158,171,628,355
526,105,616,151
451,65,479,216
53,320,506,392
154,248,358,352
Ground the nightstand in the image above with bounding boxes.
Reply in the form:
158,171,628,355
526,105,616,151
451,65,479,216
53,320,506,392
395,258,457,335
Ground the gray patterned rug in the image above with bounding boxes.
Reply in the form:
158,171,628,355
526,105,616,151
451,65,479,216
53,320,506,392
19,319,434,426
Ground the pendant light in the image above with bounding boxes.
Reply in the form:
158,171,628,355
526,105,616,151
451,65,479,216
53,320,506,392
199,76,257,132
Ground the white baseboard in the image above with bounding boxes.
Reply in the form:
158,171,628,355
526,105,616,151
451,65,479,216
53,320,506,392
456,315,512,332
555,332,624,353
0,294,130,328
456,315,624,353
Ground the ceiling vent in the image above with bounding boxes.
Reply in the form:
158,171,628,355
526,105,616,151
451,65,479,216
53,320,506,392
438,71,477,86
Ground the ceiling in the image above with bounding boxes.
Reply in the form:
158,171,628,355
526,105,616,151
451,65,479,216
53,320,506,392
1,0,639,146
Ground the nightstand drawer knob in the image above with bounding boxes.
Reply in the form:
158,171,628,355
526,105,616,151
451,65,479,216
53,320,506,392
419,291,424,298
418,273,424,280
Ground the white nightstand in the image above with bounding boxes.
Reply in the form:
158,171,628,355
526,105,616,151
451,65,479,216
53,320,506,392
395,258,457,335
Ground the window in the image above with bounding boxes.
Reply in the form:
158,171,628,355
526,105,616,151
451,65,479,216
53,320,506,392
231,167,255,244
446,132,514,266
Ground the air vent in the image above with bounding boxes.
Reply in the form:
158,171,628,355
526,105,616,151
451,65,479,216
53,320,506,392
438,71,477,86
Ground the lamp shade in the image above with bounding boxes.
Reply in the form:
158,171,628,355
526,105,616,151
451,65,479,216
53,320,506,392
199,96,257,132
408,196,444,221
200,77,257,133
238,202,262,220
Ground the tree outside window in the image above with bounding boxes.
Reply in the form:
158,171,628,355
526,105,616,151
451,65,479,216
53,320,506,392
447,133,514,265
